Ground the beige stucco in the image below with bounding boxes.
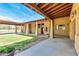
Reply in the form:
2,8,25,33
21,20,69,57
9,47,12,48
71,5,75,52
50,19,54,38
69,3,79,55
30,22,36,34
36,19,50,35
23,19,54,38
54,17,70,37
74,3,79,55
23,16,70,38
69,3,76,40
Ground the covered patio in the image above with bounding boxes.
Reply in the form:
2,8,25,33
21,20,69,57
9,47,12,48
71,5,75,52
15,3,78,56
0,3,79,56
15,38,77,56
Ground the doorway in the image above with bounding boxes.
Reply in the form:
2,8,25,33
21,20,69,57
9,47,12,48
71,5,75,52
41,27,44,34
29,24,32,33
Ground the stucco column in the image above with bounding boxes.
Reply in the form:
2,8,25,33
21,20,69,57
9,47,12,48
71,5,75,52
50,20,53,38
21,25,23,33
35,21,38,35
15,25,17,33
21,25,24,33
26,24,29,34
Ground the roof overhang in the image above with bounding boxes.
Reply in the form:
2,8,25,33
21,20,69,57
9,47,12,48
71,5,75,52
0,19,22,25
24,3,73,19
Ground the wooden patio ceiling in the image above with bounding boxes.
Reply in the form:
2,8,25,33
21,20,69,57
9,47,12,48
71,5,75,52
24,3,73,19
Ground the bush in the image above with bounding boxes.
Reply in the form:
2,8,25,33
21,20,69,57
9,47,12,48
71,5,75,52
10,37,37,51
0,46,15,53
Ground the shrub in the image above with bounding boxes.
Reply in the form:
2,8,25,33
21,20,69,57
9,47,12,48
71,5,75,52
0,46,15,53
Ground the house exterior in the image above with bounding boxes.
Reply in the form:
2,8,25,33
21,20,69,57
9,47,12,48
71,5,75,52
22,3,79,55
1,3,79,55
20,16,70,38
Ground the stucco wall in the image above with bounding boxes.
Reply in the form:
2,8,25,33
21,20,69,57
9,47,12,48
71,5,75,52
54,17,70,37
70,4,76,40
70,3,79,55
74,4,79,55
24,19,50,35
36,19,50,35
30,22,36,34
24,22,36,34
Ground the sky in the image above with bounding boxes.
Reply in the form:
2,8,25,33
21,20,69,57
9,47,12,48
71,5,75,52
0,3,44,23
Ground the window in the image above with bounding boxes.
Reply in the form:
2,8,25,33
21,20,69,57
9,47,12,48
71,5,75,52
56,24,65,30
38,23,44,28
41,23,44,28
38,24,41,28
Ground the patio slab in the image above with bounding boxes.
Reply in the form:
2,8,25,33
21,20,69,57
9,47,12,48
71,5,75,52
15,38,77,56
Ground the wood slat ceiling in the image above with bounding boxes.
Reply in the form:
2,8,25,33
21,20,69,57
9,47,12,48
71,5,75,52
37,3,72,19
25,3,73,19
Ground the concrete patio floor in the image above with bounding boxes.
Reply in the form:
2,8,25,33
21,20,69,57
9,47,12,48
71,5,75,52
15,38,77,56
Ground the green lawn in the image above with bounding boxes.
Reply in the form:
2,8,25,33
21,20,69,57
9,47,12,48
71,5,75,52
0,34,34,46
0,34,37,53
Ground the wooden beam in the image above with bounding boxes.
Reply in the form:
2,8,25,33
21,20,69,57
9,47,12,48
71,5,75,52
50,6,72,16
52,9,71,18
49,4,72,15
40,3,49,9
54,11,70,17
37,3,44,7
44,3,58,12
46,4,66,14
24,3,53,20
53,12,70,18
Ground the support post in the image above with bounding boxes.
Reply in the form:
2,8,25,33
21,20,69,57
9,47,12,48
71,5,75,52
21,25,23,33
26,24,29,34
50,20,53,38
35,21,38,36
15,25,17,33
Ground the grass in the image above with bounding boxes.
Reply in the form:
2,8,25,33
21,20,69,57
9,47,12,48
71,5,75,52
0,34,37,53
